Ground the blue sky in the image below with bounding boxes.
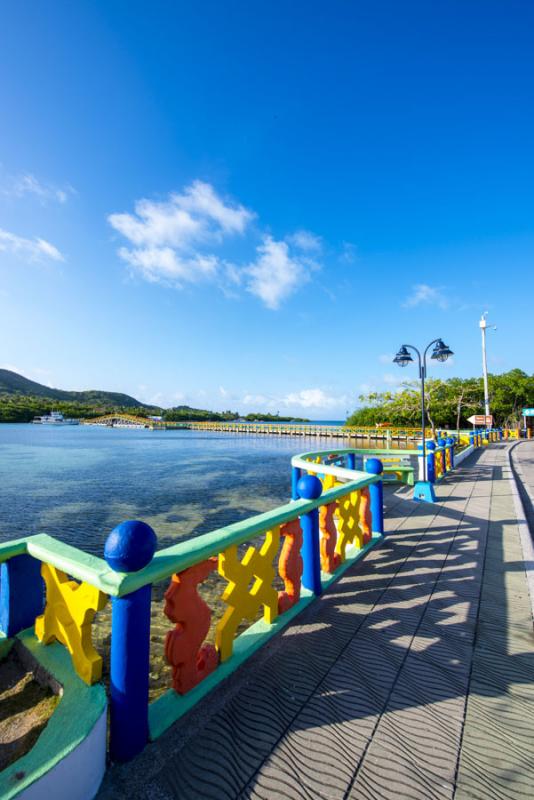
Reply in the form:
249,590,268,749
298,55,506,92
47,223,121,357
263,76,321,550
0,1,532,419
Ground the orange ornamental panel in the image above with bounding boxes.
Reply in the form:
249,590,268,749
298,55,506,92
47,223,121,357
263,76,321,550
319,502,341,574
164,557,219,695
277,519,303,613
359,487,372,545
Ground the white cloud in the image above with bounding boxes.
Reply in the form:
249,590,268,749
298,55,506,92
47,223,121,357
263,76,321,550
379,353,395,364
245,236,311,310
176,181,253,234
0,228,63,262
287,229,322,252
383,372,403,385
242,387,349,412
109,181,322,309
118,246,218,286
0,364,55,386
281,388,348,409
4,172,74,204
339,241,358,264
109,181,253,264
403,283,449,310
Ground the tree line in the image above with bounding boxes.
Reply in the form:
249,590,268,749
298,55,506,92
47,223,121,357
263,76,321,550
346,369,533,434
0,395,309,424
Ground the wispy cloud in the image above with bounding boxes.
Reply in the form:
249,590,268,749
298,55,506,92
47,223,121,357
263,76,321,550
0,228,63,262
245,236,312,310
109,181,253,253
3,172,75,204
383,372,403,385
378,353,395,364
109,180,321,308
287,229,322,253
339,241,358,264
403,283,449,310
109,181,253,288
243,387,349,411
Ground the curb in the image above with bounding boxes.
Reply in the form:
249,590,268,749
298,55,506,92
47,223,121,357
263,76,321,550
508,441,534,623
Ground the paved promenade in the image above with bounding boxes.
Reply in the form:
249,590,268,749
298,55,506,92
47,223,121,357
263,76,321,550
100,442,534,800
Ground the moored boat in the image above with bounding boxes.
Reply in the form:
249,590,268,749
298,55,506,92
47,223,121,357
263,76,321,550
32,411,79,425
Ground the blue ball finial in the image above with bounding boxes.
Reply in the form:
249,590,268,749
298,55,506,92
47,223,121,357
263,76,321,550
104,520,157,573
297,474,323,500
366,457,383,475
446,437,454,445
427,440,436,450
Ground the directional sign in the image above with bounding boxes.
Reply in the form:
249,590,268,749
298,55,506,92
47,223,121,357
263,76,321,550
522,408,534,417
467,414,493,425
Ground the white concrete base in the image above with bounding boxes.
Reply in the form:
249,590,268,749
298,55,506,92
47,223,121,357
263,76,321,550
18,706,107,800
454,444,475,466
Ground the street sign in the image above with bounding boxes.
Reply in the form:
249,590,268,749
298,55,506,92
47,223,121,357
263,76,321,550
467,414,493,425
522,408,534,417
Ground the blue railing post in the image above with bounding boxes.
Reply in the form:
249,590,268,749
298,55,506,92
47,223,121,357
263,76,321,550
104,520,157,763
469,432,474,447
365,458,384,535
438,438,447,474
0,554,44,637
426,441,436,483
291,466,302,500
347,452,356,470
297,474,323,596
446,437,455,469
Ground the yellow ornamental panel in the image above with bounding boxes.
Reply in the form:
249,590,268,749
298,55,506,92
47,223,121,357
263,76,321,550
335,490,363,562
35,563,108,685
216,527,280,662
321,473,337,492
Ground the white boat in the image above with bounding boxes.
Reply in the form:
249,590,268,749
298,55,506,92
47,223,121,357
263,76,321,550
33,411,79,425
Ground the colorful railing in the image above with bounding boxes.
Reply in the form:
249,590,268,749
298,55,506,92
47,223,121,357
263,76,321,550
0,455,386,767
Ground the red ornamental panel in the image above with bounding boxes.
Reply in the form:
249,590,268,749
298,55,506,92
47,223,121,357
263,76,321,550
277,519,303,613
319,502,341,573
359,487,372,544
164,557,218,694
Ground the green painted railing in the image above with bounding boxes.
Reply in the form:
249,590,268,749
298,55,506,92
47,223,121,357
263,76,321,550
0,453,385,766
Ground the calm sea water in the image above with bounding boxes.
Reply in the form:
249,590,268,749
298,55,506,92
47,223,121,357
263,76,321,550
0,422,398,698
0,423,359,557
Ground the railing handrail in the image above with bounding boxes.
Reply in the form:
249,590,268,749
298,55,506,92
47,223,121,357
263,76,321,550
0,472,379,597
292,447,419,463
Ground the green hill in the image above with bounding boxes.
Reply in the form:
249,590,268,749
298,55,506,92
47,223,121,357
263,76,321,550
0,369,147,408
0,369,310,424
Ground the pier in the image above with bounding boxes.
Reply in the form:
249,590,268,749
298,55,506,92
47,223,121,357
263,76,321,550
83,415,432,442
1,437,533,799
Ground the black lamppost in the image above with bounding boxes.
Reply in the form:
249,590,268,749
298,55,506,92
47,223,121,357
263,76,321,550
393,339,454,499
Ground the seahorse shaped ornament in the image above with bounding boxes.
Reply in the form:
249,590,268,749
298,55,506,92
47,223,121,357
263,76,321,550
164,557,219,694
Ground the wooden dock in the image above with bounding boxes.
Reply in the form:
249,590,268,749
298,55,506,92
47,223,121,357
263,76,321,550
99,441,534,800
84,414,424,442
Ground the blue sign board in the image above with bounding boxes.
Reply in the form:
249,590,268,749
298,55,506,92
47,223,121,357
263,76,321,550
522,408,534,416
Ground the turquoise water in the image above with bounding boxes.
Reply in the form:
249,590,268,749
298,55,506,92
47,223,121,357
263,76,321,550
0,424,324,556
0,422,392,699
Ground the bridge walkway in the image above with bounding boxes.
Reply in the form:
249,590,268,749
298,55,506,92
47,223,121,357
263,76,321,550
99,442,534,800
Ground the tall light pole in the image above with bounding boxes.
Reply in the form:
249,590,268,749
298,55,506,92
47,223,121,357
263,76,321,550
479,312,497,418
393,338,454,502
